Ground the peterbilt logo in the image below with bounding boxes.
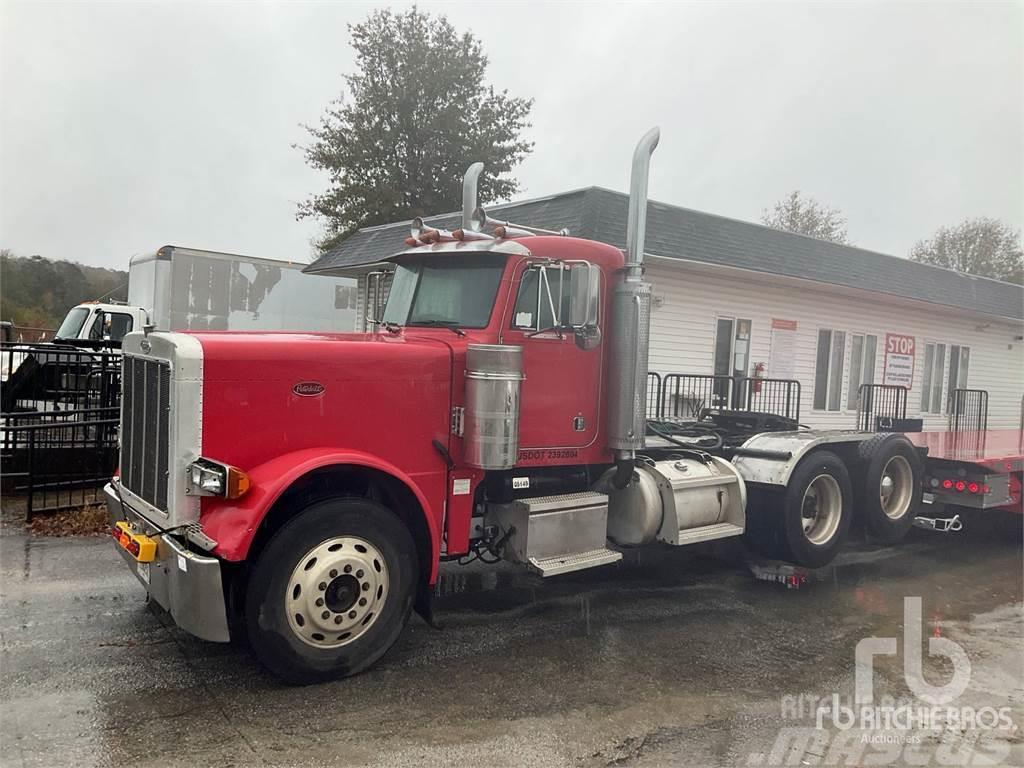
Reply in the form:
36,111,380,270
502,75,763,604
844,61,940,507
292,381,325,397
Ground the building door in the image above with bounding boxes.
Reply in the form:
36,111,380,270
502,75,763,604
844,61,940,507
714,317,752,408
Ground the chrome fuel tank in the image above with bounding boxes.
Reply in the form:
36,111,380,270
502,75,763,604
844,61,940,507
464,344,525,469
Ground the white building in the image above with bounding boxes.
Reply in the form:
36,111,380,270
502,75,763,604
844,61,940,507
306,187,1024,432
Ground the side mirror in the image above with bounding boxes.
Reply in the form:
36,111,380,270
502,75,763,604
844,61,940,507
568,263,600,329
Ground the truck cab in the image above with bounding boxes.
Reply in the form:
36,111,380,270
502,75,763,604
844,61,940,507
55,302,148,346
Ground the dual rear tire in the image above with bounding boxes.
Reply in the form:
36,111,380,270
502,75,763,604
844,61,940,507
746,436,922,568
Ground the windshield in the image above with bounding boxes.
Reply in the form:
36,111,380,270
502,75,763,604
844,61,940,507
382,254,506,329
55,307,90,339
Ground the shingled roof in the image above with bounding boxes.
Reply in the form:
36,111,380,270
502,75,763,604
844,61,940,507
305,187,1023,321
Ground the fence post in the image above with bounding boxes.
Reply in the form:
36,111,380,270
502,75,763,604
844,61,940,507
25,426,35,521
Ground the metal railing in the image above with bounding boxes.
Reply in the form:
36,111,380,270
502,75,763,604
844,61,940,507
855,384,908,432
646,371,662,419
658,374,734,420
1,342,120,415
3,407,119,518
737,377,801,423
948,388,988,433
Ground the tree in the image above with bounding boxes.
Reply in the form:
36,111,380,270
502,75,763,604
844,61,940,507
761,191,850,244
298,7,534,251
909,218,1023,285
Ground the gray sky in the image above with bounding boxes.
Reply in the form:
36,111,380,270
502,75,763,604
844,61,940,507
1,1,1021,269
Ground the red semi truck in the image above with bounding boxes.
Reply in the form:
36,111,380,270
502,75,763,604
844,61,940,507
107,129,946,683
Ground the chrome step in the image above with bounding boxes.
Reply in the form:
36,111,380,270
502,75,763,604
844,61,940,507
528,547,623,577
671,522,744,546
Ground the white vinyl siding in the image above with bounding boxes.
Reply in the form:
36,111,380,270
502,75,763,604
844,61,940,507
643,260,1024,432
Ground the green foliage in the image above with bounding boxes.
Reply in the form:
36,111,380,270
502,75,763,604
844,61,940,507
297,7,533,249
0,249,127,330
761,191,850,245
909,218,1023,285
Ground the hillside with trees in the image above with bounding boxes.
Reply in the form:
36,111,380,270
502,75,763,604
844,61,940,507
0,249,128,330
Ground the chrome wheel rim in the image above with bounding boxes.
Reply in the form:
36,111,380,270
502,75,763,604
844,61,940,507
801,474,842,545
880,455,913,520
286,536,388,648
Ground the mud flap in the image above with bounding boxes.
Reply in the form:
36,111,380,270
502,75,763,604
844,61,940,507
415,582,442,629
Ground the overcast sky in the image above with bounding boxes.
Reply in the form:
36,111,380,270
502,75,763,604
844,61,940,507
1,1,1021,269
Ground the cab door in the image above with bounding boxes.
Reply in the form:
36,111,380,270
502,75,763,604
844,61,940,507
501,261,603,451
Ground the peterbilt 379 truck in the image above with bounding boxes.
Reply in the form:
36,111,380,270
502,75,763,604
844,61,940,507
106,129,930,683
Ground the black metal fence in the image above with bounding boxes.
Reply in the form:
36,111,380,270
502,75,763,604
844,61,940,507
648,372,801,423
658,373,733,420
1,342,121,517
645,372,662,419
855,384,908,432
737,378,802,423
948,388,988,433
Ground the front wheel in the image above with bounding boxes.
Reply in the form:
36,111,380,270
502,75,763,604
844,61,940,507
245,498,418,684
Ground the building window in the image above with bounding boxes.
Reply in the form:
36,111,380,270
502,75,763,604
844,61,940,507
846,334,877,410
920,342,946,413
946,345,970,412
814,328,846,411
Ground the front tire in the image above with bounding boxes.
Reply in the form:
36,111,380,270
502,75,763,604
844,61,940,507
245,498,418,684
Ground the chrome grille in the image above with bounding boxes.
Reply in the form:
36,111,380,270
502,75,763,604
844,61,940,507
120,355,171,509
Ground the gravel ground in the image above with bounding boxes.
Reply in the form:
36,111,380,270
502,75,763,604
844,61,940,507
1,501,1021,768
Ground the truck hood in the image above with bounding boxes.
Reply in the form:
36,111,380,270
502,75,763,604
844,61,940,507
189,330,456,473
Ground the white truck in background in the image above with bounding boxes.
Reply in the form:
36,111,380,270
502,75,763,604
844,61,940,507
53,245,358,345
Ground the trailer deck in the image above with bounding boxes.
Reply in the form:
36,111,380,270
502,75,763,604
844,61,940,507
909,429,1023,511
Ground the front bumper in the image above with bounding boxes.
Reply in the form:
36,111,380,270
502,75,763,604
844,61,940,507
105,482,231,642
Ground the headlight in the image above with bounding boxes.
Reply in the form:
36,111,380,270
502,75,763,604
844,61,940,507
187,458,250,499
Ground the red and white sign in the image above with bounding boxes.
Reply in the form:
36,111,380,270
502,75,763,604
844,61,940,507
882,333,916,388
769,319,798,379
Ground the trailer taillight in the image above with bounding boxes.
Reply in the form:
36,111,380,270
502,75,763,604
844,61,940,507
954,480,966,492
942,479,954,489
967,482,980,494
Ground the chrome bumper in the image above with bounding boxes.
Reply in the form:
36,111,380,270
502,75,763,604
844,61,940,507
104,482,231,642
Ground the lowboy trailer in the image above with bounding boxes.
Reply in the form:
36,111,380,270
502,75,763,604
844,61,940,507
104,128,1004,684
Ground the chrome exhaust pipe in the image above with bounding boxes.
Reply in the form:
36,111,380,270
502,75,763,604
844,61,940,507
463,162,484,231
608,127,660,458
625,127,660,273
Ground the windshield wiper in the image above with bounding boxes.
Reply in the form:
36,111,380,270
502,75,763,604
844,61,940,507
406,320,466,337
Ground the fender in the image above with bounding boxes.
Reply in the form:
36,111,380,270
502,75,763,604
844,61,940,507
199,447,443,582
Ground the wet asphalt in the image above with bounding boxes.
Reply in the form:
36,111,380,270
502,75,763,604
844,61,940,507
1,510,1021,768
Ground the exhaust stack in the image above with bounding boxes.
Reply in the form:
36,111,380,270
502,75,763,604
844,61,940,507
608,127,660,455
462,162,484,231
